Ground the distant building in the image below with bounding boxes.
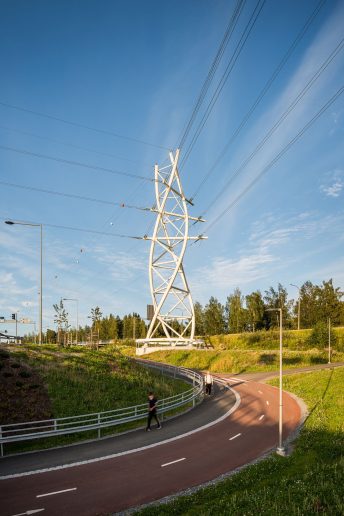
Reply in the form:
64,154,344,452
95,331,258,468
0,332,23,344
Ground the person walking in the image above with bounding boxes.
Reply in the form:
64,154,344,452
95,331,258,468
146,391,161,431
205,371,213,395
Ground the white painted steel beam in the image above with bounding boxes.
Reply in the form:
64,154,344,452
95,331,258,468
142,149,206,347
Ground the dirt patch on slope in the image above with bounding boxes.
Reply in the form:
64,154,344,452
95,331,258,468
0,348,53,424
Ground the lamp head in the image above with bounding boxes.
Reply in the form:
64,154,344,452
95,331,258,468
5,220,14,225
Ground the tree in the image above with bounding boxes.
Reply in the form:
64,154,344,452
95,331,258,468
299,279,343,328
264,283,291,328
226,288,247,333
245,291,265,331
90,306,102,332
203,297,225,335
194,302,205,335
315,279,343,324
53,299,69,345
46,329,57,343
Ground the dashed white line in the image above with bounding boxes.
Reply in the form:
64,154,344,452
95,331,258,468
229,377,249,383
36,488,77,498
266,400,270,406
259,414,265,421
229,433,242,441
1,387,241,480
258,390,263,394
11,510,45,516
161,458,186,467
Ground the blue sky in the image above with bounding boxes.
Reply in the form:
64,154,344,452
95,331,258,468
1,0,343,336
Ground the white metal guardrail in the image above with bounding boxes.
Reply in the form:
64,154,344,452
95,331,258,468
0,359,204,457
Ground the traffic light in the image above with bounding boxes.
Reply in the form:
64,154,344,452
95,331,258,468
12,313,16,320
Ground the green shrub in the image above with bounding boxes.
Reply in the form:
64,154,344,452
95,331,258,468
307,321,337,349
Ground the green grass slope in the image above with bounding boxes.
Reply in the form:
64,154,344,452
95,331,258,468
141,348,344,373
208,327,344,351
0,344,189,453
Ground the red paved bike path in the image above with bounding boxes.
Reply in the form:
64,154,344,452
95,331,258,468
0,379,301,515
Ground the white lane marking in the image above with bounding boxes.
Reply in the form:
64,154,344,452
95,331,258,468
258,390,263,394
1,385,241,480
161,458,186,467
266,400,270,406
259,414,265,421
229,433,241,441
229,377,249,383
11,510,45,516
36,488,77,498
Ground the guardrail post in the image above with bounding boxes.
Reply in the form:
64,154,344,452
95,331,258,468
54,419,57,432
98,414,101,439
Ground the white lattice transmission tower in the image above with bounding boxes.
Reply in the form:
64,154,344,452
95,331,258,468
136,149,206,352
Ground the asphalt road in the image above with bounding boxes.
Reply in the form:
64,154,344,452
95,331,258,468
0,377,301,515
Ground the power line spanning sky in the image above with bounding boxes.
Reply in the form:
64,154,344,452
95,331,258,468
1,0,343,336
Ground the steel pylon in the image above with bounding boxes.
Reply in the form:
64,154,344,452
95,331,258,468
139,149,206,348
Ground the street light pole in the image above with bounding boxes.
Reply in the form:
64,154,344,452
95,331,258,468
290,284,300,330
5,220,43,345
267,307,285,456
63,298,79,344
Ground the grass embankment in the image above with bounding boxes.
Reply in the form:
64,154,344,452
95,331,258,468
137,367,344,515
0,344,189,453
208,327,344,351
140,349,344,374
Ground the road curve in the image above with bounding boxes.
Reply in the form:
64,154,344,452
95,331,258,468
0,378,301,515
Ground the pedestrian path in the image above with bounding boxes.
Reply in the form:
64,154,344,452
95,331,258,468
0,381,236,477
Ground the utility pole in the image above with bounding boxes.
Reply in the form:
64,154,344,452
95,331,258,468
290,284,300,330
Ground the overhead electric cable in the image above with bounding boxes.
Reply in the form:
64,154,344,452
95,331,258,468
0,144,151,181
191,0,327,200
204,84,344,234
0,179,150,210
0,144,194,204
199,36,344,217
0,125,153,167
0,101,169,151
180,0,266,169
177,0,246,150
1,218,141,239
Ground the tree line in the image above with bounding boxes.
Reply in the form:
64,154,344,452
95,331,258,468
22,278,343,343
194,279,344,335
42,303,147,344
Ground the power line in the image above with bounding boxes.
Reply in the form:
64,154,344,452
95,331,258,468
0,143,194,204
0,125,153,167
0,179,151,211
177,0,246,150
200,36,344,217
0,101,170,151
1,218,141,239
190,0,327,200
0,143,153,182
204,84,344,233
180,0,266,169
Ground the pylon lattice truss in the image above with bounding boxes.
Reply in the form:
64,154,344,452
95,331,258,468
140,149,206,347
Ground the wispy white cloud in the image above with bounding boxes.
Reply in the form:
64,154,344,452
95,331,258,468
320,168,344,197
207,3,344,235
190,209,344,301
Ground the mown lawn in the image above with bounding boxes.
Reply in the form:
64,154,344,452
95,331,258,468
139,348,344,373
137,367,344,515
1,344,190,453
